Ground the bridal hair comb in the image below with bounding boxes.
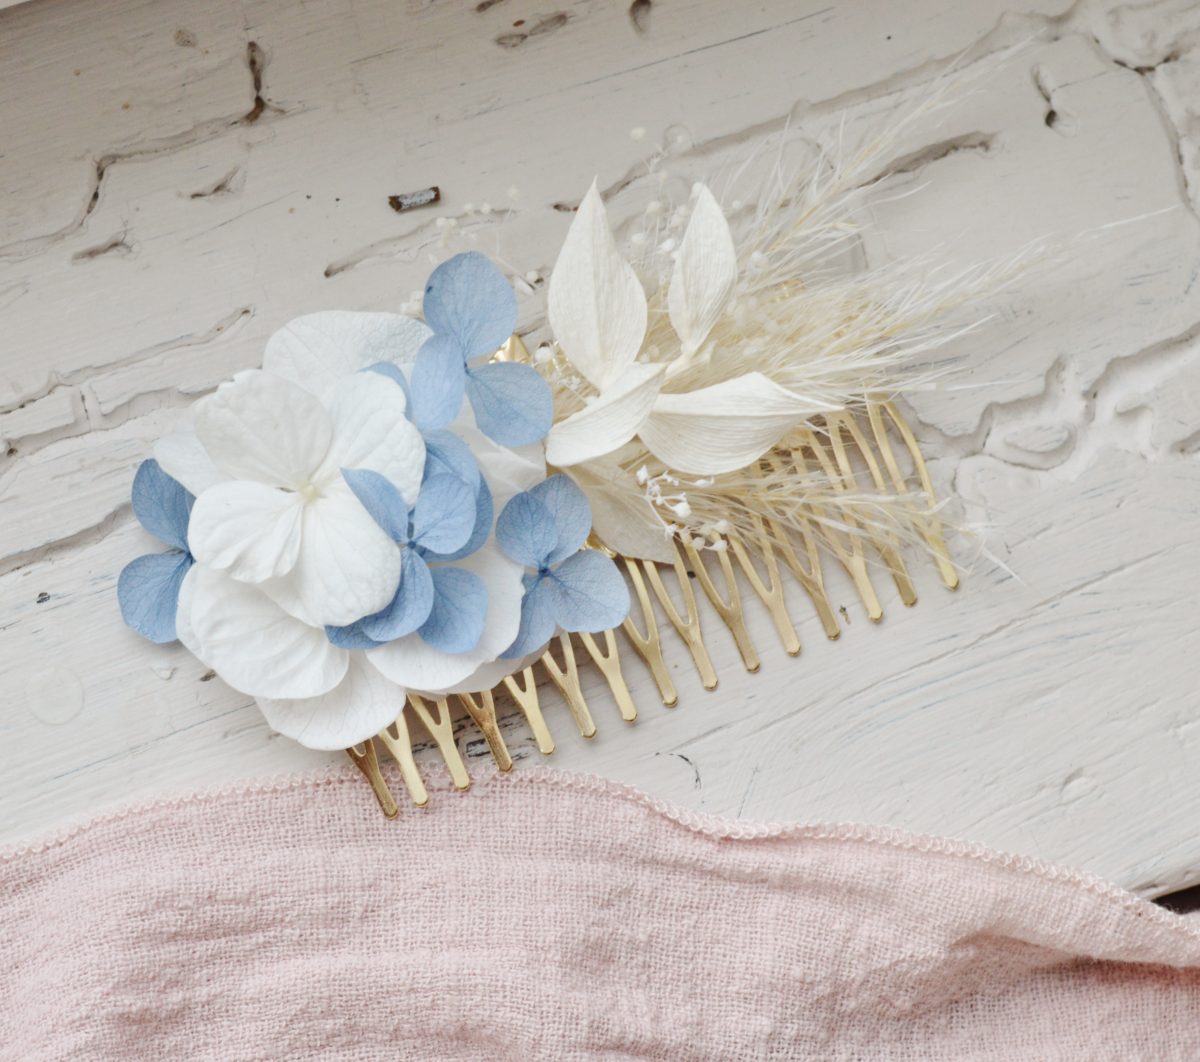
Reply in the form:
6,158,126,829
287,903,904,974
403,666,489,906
119,117,1012,817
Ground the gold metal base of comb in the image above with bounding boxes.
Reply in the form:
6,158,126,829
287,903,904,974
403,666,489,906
347,400,957,818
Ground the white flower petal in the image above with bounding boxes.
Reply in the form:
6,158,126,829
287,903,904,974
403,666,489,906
187,564,349,699
188,481,305,583
668,184,738,357
154,415,224,496
261,481,402,627
314,372,425,506
640,372,837,475
545,363,665,467
368,541,524,693
547,181,648,390
256,654,405,751
194,370,333,488
264,311,431,400
174,565,207,665
455,421,546,510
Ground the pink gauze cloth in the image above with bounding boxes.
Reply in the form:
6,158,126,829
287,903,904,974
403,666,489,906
4,766,1200,1061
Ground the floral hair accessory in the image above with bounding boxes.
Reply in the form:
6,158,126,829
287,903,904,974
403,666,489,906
119,106,1001,811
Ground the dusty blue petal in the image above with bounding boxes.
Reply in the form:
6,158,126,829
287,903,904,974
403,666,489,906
131,459,193,552
422,429,480,490
501,576,557,659
465,362,553,446
324,621,383,651
411,474,477,557
118,551,191,644
410,334,468,430
363,361,411,408
435,476,493,564
529,474,592,565
362,549,435,642
418,566,488,654
496,491,558,569
422,251,516,360
341,467,411,544
547,550,630,633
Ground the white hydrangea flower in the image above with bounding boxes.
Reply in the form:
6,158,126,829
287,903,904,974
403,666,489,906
183,369,424,628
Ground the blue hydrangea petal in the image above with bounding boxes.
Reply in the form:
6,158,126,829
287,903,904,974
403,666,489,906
546,550,630,634
409,334,468,430
363,361,411,408
465,362,553,447
418,565,488,654
422,251,517,360
131,459,194,552
434,476,493,564
496,491,558,569
341,467,411,544
410,474,478,557
361,548,435,642
117,550,192,644
529,474,593,565
324,621,383,651
501,575,557,659
422,429,480,490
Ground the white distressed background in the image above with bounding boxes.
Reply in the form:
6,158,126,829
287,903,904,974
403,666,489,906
2,0,1199,896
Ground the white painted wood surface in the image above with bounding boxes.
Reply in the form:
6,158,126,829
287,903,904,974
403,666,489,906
2,0,1199,896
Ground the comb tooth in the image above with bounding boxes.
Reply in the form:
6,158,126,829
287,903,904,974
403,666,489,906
406,695,471,791
620,557,678,707
873,401,959,591
540,634,597,738
580,629,638,722
797,426,885,622
826,412,917,608
765,450,841,640
643,546,719,690
679,535,759,673
377,710,430,807
345,738,400,818
502,667,556,754
727,519,801,657
456,689,513,772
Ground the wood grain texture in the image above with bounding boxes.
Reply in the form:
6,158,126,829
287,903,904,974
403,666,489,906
2,0,1199,895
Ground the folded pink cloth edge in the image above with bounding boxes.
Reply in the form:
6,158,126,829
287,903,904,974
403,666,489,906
6,760,1193,937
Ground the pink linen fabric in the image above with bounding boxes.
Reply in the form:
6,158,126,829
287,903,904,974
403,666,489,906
4,766,1200,1061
